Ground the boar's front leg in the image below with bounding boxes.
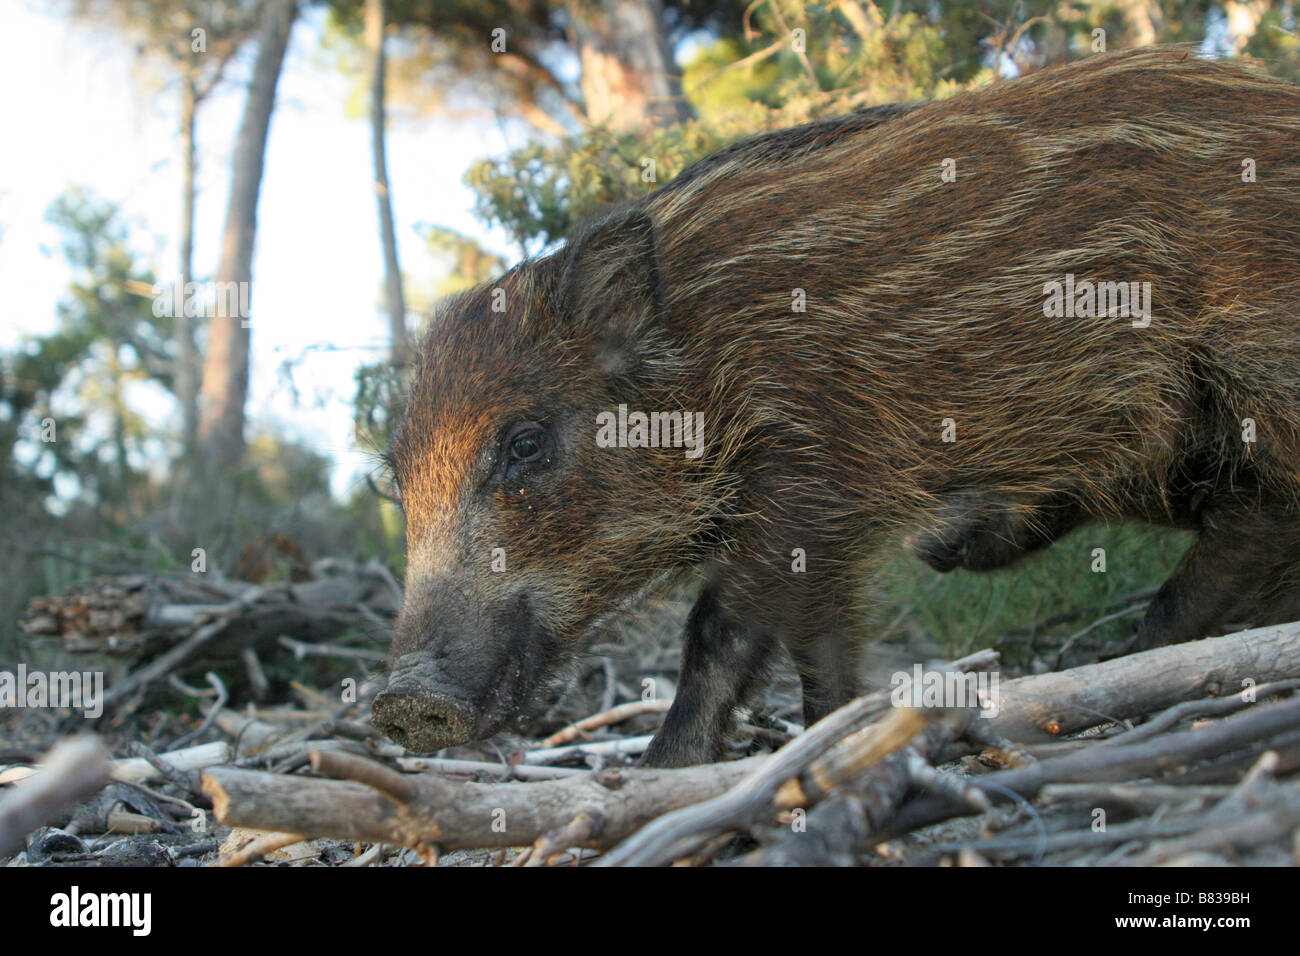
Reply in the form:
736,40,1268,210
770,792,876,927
640,583,778,768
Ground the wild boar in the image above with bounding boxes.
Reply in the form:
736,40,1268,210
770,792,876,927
372,49,1300,766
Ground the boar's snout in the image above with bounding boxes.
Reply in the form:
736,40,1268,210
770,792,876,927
371,661,479,753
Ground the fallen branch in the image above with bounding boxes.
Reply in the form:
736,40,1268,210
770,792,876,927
0,736,111,856
219,830,309,867
1127,784,1300,864
523,735,655,765
1038,781,1230,814
110,741,231,784
202,752,764,851
397,757,586,780
541,699,673,747
99,618,231,712
596,652,998,867
25,568,398,716
881,694,1300,841
736,707,984,865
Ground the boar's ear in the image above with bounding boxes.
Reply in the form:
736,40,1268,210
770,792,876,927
559,208,665,378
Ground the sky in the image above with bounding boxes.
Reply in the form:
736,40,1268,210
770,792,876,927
0,0,522,498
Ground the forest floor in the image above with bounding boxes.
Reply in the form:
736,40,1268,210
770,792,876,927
3,544,1299,867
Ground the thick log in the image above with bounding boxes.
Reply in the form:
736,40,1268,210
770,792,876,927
988,622,1300,741
202,755,763,851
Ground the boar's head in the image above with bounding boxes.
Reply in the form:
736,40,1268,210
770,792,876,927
372,209,715,752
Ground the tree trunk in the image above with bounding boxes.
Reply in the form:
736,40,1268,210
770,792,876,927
365,0,408,364
197,0,296,472
176,69,200,454
572,0,693,131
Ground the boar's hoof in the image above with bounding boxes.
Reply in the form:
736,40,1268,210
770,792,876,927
371,687,478,753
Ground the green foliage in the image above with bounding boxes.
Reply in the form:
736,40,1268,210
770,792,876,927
461,1,1300,255
4,189,169,516
466,118,756,253
680,36,785,118
1243,7,1300,82
884,524,1192,663
464,0,1021,252
351,359,408,568
421,225,508,296
240,433,334,507
187,429,388,570
353,359,406,458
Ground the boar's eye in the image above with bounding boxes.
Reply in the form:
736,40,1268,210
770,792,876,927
511,433,542,461
504,423,549,477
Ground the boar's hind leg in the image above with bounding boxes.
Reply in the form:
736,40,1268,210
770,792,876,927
908,490,1085,573
640,583,778,768
1190,525,1300,634
1240,562,1300,630
1134,484,1300,650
